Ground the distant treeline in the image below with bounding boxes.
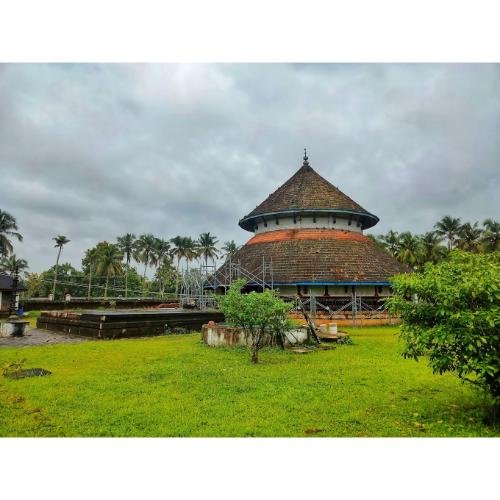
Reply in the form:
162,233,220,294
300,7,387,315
369,216,499,269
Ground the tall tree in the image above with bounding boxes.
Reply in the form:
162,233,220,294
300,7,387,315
0,254,29,275
152,238,172,269
0,209,23,257
434,216,462,251
117,233,136,297
456,222,483,252
24,272,43,298
198,232,219,267
133,233,157,280
95,243,123,298
170,235,188,295
151,238,172,296
395,232,422,268
183,237,200,271
52,235,70,299
154,260,176,298
419,231,447,265
379,230,400,257
482,218,500,252
82,247,100,298
221,240,238,260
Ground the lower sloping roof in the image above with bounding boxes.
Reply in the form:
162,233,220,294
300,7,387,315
218,229,409,284
0,273,25,291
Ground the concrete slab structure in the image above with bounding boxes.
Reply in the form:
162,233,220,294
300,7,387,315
37,309,224,338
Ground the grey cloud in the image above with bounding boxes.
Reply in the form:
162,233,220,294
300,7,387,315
0,63,499,272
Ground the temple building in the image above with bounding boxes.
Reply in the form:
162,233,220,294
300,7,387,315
0,273,24,317
219,151,408,302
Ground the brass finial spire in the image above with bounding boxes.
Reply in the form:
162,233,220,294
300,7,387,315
303,147,309,166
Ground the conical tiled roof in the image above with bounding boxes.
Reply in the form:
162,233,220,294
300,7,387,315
217,229,410,285
239,155,378,231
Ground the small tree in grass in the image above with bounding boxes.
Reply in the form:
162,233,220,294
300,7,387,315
387,251,500,413
218,279,294,363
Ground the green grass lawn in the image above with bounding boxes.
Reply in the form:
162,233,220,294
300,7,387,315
0,326,497,437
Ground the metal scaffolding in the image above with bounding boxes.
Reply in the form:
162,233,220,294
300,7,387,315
178,257,274,310
291,291,390,326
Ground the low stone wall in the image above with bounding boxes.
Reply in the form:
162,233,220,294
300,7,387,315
23,298,178,312
288,312,400,327
37,309,224,338
201,322,309,347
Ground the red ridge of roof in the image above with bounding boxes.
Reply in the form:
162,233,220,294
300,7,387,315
247,228,368,245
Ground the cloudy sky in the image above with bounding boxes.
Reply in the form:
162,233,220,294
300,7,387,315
0,63,499,273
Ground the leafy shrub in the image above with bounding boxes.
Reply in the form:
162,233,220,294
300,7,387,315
217,279,294,363
2,358,27,377
387,251,500,407
337,335,353,345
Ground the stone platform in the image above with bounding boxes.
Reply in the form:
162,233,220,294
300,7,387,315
37,309,224,339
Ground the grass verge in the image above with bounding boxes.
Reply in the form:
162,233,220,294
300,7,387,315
0,326,497,437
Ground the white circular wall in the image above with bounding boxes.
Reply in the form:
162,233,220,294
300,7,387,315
254,215,363,234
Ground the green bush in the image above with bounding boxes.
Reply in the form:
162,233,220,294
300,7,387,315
217,279,294,363
387,251,500,408
337,335,353,345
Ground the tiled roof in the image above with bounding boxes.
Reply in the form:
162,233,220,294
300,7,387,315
0,273,25,291
239,160,378,230
247,228,368,245
219,229,409,284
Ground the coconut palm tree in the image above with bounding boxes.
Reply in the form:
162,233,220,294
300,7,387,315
117,233,136,297
419,231,447,265
152,238,172,268
366,234,386,250
0,254,29,276
221,240,238,260
151,238,171,296
434,216,462,251
170,235,188,295
0,209,23,257
198,232,219,267
456,222,483,252
183,237,200,271
52,235,70,298
83,247,100,298
481,218,500,252
379,230,400,257
395,232,422,268
133,233,157,280
95,243,123,298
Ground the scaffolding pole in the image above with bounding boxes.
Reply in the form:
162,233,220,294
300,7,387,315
178,257,274,310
